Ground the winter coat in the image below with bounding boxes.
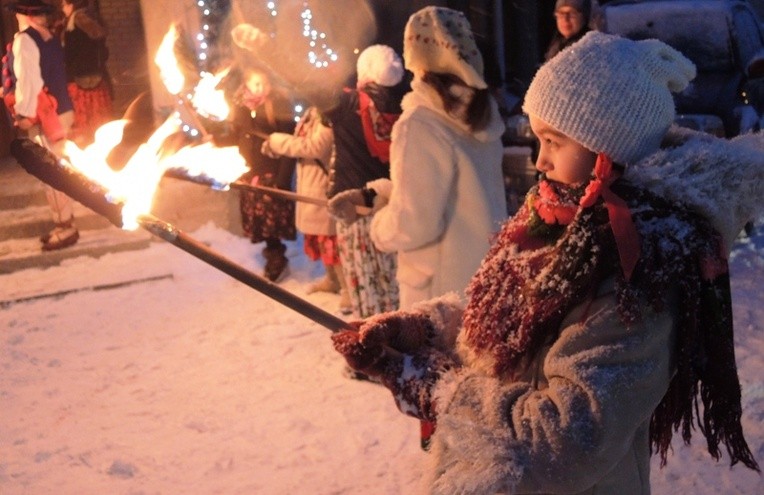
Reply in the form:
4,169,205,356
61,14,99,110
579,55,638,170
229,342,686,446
417,285,673,495
266,107,335,236
410,128,764,494
325,82,407,197
369,79,507,309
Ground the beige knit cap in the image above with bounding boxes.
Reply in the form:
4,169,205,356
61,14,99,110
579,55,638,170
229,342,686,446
523,31,696,165
403,6,486,89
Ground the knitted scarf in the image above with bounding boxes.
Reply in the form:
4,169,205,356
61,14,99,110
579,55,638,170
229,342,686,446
462,177,759,471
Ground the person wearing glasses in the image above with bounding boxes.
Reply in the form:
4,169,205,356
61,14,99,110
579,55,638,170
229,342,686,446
545,0,592,61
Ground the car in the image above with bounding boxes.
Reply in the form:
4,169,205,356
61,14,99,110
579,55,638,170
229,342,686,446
598,0,764,137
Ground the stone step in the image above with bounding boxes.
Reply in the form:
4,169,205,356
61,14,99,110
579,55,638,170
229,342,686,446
0,201,115,241
0,226,153,274
0,151,245,274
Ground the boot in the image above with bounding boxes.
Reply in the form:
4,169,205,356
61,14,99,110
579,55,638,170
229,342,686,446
307,263,341,294
332,263,353,315
41,220,79,251
263,242,289,282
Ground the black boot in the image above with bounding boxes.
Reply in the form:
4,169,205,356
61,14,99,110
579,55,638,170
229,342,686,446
263,241,288,282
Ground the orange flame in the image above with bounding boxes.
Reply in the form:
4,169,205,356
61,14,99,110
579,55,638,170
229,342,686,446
61,25,246,230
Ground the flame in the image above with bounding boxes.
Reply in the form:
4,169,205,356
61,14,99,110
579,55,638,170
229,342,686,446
58,25,246,230
191,68,231,121
156,25,185,96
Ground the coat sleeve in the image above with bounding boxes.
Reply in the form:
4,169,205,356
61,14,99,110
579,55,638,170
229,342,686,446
370,112,455,253
427,292,676,494
12,32,44,118
267,120,333,163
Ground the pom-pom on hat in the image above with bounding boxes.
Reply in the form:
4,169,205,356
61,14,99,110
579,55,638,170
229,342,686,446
523,31,696,165
403,6,486,89
4,0,54,16
356,44,404,88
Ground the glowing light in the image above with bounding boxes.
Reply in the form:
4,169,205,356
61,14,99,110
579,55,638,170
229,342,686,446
299,4,338,69
155,26,185,95
191,68,232,121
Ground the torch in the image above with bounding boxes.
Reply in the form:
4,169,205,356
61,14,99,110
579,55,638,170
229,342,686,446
162,167,372,215
11,138,350,333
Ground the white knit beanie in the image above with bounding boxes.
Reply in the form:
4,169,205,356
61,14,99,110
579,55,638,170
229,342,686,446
356,44,404,87
403,6,486,89
523,31,697,165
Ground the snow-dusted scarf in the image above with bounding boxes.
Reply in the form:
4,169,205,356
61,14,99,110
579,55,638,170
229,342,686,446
462,175,759,471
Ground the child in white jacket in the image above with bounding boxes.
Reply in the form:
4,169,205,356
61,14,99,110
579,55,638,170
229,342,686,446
332,31,762,494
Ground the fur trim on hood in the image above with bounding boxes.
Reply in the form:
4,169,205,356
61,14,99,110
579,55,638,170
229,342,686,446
626,127,764,252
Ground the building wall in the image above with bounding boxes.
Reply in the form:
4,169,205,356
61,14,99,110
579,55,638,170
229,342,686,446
96,0,151,117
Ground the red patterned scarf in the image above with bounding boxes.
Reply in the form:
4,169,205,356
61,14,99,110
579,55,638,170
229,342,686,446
462,176,759,471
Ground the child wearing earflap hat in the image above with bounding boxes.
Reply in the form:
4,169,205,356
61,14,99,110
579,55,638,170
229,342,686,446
332,31,763,494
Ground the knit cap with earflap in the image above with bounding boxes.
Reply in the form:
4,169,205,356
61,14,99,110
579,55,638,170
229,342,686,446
523,31,696,165
403,6,487,89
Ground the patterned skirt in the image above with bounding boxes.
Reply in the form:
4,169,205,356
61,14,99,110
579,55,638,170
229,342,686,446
304,234,340,265
240,172,297,243
336,216,399,318
67,80,113,145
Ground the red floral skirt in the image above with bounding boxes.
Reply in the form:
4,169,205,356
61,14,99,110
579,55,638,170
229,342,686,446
67,80,113,145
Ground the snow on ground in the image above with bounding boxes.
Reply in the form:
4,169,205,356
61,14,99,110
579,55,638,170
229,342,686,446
1,221,762,494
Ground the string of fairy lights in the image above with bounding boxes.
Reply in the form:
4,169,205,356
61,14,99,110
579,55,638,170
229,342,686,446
192,0,339,71
188,1,338,123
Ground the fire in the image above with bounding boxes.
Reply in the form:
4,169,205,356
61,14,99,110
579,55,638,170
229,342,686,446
191,68,231,121
59,25,247,230
155,25,185,96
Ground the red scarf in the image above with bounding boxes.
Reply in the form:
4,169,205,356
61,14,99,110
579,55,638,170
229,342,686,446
461,176,759,471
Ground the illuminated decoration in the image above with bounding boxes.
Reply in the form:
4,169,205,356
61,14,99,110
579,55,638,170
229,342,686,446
300,3,339,69
193,0,230,70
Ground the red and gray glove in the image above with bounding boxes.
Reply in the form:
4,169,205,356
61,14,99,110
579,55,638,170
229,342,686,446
332,311,456,421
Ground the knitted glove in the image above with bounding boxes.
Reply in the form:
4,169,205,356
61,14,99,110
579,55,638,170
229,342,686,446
332,311,455,421
357,311,438,353
332,330,453,421
328,188,366,225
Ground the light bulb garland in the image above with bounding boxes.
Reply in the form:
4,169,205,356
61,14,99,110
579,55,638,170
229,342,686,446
187,1,339,126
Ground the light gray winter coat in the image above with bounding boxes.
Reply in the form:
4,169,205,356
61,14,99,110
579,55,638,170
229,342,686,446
410,129,764,494
369,79,507,309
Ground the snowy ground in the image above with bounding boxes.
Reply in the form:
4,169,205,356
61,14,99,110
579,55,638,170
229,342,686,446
1,221,762,494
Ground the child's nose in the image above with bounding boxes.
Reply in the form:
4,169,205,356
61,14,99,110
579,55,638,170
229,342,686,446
535,154,552,174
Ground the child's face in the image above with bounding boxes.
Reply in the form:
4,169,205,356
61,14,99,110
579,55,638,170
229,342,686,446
554,7,585,39
530,115,597,186
245,72,271,97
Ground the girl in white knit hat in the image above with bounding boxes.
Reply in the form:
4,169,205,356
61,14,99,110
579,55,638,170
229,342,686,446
332,31,763,494
329,6,507,313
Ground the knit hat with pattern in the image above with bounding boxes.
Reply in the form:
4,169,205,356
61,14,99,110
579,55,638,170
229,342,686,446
403,6,486,89
356,44,404,87
523,31,696,165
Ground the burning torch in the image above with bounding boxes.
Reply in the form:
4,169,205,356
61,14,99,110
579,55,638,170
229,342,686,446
12,138,350,333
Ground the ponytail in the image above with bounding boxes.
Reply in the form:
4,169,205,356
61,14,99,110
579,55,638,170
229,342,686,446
421,72,492,132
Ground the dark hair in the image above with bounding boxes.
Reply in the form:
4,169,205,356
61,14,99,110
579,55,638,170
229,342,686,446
421,72,491,132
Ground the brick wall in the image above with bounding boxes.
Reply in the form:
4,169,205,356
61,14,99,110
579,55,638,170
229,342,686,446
96,0,151,116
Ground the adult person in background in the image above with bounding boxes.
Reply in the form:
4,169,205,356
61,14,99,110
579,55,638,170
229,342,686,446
330,7,507,311
229,66,296,282
324,44,408,318
544,0,592,61
60,0,113,146
2,0,78,251
261,105,352,314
